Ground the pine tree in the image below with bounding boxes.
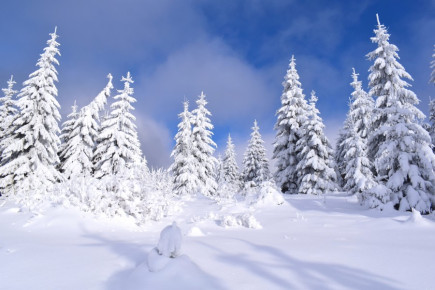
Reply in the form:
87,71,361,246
0,76,18,163
58,101,79,170
431,45,435,85
169,101,198,196
243,120,271,185
61,75,113,179
296,91,336,195
337,69,375,189
94,72,142,178
335,113,351,188
0,28,62,195
223,134,240,186
343,117,376,196
364,15,435,213
429,99,435,149
191,92,218,196
273,55,309,193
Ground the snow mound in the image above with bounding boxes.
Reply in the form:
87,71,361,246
157,222,182,258
245,181,285,207
219,213,262,229
147,247,171,272
187,226,205,237
405,208,432,226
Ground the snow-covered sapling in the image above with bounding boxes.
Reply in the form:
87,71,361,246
157,221,182,258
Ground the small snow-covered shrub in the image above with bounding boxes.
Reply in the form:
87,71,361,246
360,183,393,211
219,213,262,229
157,222,182,258
242,181,284,207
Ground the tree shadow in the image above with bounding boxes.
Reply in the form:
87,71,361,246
79,229,225,290
195,238,402,290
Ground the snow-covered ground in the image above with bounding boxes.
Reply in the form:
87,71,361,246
1,194,435,290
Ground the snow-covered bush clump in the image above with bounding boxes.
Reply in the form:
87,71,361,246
157,221,183,258
219,213,262,229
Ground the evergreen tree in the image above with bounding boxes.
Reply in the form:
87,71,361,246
343,117,376,195
296,91,336,195
94,72,142,178
273,55,309,193
191,92,218,196
243,120,271,185
222,134,240,186
61,75,113,179
429,99,435,149
58,101,79,170
335,113,351,188
431,45,435,85
0,28,62,195
364,15,435,213
337,69,375,189
0,76,18,163
169,101,198,196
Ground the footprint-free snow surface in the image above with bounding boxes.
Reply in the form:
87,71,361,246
1,194,435,290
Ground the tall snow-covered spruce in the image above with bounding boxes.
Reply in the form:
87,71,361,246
94,72,142,178
61,75,113,179
0,28,62,195
296,91,336,195
364,15,435,213
337,69,375,192
0,76,18,164
191,92,218,196
243,120,271,185
273,55,309,193
170,101,198,196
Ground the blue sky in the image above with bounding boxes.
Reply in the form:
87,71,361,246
0,0,434,168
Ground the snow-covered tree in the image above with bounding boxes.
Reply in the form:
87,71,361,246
0,28,62,195
169,101,198,196
335,113,351,188
273,55,309,193
191,92,218,196
337,69,375,188
364,15,435,213
61,75,113,179
222,134,241,186
58,101,79,170
431,45,435,85
343,118,376,196
94,72,142,178
0,76,18,164
243,120,271,185
296,91,336,195
429,99,435,149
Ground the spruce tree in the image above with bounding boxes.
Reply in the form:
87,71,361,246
223,134,240,186
94,72,142,178
273,55,309,193
58,101,79,170
191,92,218,196
364,15,435,212
431,45,435,85
335,114,351,188
170,101,198,196
0,76,18,163
337,69,375,189
0,28,62,195
343,117,376,195
61,75,113,179
296,91,336,195
243,120,271,185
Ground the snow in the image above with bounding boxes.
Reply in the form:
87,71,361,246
2,194,435,290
